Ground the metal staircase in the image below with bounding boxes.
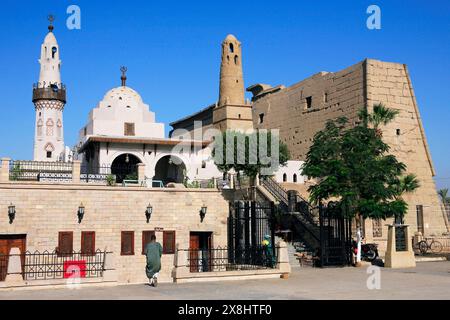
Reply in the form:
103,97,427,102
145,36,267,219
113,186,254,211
260,176,321,252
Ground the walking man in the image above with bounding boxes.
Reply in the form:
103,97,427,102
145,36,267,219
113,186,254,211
145,234,162,287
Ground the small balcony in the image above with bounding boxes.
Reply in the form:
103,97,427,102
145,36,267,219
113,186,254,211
32,83,66,103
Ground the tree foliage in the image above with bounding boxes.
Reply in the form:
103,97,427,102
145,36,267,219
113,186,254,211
302,105,419,220
212,130,289,178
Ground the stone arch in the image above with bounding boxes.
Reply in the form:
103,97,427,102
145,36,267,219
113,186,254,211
153,155,186,185
111,153,142,183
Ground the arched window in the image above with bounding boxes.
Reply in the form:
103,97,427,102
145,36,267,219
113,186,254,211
46,118,54,136
52,47,57,59
44,143,55,159
57,119,62,138
37,119,43,137
229,43,234,53
234,55,239,65
293,174,297,183
283,173,287,182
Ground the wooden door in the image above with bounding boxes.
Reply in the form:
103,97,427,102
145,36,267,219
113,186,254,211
189,234,200,272
0,235,26,281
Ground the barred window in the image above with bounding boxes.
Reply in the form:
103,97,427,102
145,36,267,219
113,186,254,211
163,231,176,254
81,231,95,255
372,219,382,238
142,231,155,255
121,231,134,255
124,122,135,136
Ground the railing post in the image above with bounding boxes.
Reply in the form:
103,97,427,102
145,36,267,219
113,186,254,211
173,244,189,283
102,248,118,282
72,160,81,184
229,173,235,189
0,158,11,182
137,163,146,184
4,248,25,286
276,241,291,279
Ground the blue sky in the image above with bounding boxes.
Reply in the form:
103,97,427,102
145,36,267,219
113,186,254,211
0,0,449,189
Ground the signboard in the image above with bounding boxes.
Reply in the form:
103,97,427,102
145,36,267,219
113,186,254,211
63,260,86,278
395,226,407,252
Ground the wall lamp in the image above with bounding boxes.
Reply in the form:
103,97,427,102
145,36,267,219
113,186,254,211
8,203,15,224
77,203,85,223
200,205,207,223
145,203,153,223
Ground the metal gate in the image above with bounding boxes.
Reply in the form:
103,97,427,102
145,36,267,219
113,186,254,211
228,201,276,266
319,204,353,266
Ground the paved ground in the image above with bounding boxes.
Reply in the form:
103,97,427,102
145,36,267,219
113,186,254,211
1,261,449,300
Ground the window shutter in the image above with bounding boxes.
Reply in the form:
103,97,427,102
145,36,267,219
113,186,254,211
142,231,155,255
124,123,135,136
81,231,95,255
121,231,134,255
163,231,176,254
58,232,73,255
372,219,382,238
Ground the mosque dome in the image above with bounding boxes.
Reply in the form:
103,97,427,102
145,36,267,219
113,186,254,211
103,86,143,103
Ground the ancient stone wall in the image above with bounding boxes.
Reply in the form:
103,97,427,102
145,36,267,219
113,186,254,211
251,59,448,236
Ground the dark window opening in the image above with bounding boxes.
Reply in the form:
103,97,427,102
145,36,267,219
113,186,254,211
283,173,287,182
46,151,52,158
324,92,328,103
121,231,134,255
416,205,424,234
229,43,234,53
259,113,264,124
238,114,241,119
234,55,239,65
396,129,401,136
293,174,297,183
51,46,57,59
305,96,312,109
163,231,176,254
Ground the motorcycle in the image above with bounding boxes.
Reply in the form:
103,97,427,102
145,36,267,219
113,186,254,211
352,241,379,261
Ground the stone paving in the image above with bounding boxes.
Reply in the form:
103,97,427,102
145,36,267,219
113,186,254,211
0,261,449,300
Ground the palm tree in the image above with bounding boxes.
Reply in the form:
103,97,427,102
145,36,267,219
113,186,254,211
393,174,420,223
359,103,400,137
438,188,449,205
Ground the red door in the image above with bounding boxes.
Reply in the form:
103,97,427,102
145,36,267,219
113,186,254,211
189,234,200,272
0,235,26,281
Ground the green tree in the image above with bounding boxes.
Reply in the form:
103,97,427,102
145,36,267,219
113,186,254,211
212,130,289,182
302,104,419,222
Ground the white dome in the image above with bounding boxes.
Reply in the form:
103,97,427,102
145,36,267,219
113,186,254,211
104,86,143,103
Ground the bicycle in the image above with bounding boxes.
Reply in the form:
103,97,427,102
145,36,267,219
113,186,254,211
416,238,443,254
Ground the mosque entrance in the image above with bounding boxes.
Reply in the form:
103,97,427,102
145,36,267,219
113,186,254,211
111,153,141,183
153,155,186,186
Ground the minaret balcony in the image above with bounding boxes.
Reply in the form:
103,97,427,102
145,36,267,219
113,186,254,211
32,82,66,103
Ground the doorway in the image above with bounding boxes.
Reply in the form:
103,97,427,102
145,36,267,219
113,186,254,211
0,234,26,281
189,232,212,272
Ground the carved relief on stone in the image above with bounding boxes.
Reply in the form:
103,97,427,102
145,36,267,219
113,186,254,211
46,118,54,136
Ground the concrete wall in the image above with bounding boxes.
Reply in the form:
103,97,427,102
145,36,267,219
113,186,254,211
0,182,231,284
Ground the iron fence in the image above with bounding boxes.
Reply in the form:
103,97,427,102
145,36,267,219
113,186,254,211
9,160,73,182
184,245,278,273
80,164,113,184
6,250,110,281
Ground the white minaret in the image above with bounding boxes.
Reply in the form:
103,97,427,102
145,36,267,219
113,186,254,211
33,16,66,161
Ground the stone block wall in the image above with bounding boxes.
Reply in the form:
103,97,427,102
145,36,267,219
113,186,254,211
251,59,448,237
0,183,231,284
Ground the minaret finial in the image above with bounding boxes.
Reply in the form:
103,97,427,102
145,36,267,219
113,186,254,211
120,66,127,86
48,14,55,32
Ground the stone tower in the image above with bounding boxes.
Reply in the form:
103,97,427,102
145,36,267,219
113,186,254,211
33,17,66,161
213,34,253,131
